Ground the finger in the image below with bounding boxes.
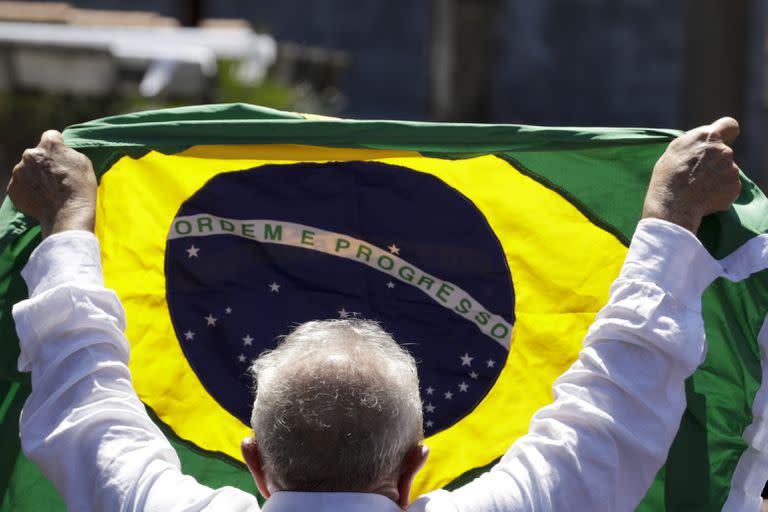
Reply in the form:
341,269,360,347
708,117,740,145
38,130,64,150
21,148,43,164
708,142,735,166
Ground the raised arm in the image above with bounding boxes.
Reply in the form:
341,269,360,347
9,132,258,511
411,118,742,511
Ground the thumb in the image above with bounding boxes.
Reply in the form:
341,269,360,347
708,117,740,145
38,130,64,150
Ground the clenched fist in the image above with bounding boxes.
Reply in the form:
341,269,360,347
7,130,97,238
642,117,742,233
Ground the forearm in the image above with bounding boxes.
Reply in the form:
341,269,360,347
20,316,183,510
510,284,704,509
14,232,179,510
505,219,722,509
14,232,257,511
416,219,723,511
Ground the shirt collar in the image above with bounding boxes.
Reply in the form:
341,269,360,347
262,491,403,512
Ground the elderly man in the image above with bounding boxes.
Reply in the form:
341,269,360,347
9,117,741,511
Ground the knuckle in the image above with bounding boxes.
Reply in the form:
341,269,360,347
695,128,713,142
22,148,44,162
701,142,733,163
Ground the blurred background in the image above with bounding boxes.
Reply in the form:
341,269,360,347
0,0,765,198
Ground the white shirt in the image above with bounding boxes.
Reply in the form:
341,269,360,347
13,218,723,512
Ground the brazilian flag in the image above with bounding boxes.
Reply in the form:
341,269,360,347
2,103,768,511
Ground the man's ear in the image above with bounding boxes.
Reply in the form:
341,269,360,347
397,444,429,508
241,437,271,500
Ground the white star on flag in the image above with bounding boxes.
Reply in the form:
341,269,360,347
184,330,195,340
386,281,395,289
444,391,454,400
469,371,479,379
338,308,350,318
205,314,217,326
425,403,436,413
460,353,474,366
458,382,469,392
426,420,434,428
486,359,496,368
425,386,434,395
186,245,200,258
238,354,247,363
242,334,254,346
269,282,280,293
225,307,232,314
387,244,400,255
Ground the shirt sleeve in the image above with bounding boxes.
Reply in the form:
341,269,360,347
410,218,725,512
13,230,259,512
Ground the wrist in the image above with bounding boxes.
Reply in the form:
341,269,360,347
641,202,702,234
41,204,96,238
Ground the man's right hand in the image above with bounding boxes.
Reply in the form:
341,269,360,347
642,117,742,233
7,130,97,239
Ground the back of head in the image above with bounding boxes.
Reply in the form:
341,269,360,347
250,319,423,491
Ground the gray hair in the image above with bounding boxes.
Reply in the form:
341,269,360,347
249,319,424,491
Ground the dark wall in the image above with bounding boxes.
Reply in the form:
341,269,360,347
50,0,176,13
494,1,683,127
747,0,766,184
207,0,431,120
24,1,766,138
237,0,762,174
224,0,685,127
35,0,761,124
